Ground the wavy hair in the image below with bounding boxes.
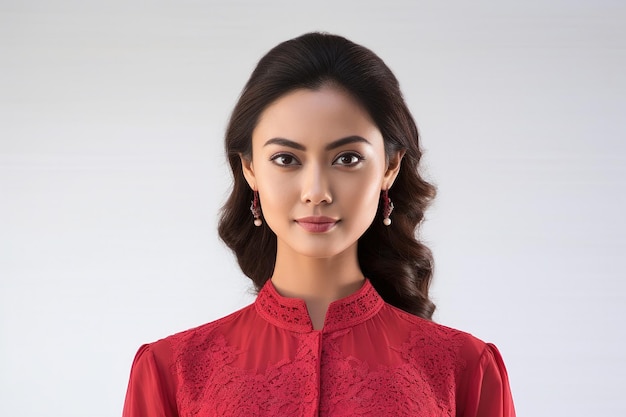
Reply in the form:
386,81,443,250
218,32,436,319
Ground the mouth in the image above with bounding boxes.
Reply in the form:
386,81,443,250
295,216,339,233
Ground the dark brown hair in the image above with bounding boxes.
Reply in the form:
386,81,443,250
218,32,436,319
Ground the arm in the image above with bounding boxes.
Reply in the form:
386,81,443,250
122,344,178,417
463,343,516,417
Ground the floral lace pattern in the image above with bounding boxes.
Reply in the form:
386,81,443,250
255,283,313,332
173,328,320,417
319,323,466,416
163,279,470,417
323,284,385,332
256,279,385,332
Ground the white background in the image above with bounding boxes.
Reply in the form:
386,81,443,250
1,1,625,416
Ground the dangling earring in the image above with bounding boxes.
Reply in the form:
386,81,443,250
382,189,394,226
250,190,262,226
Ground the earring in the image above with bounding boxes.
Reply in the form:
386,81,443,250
250,190,262,226
382,189,394,226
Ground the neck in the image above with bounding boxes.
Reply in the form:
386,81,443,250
270,242,365,330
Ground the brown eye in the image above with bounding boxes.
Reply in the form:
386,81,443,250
270,153,300,166
333,152,363,167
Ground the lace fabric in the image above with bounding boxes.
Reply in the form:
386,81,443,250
255,278,385,332
123,279,515,417
173,329,320,416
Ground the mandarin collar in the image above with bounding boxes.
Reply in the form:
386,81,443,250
255,278,385,333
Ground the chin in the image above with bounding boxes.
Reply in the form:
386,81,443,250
290,242,355,259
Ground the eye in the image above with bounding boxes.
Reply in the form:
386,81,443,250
270,153,300,166
333,152,364,167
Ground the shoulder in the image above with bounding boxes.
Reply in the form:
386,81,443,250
382,303,491,364
380,306,516,414
143,302,256,365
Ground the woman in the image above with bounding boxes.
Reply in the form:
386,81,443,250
123,32,515,416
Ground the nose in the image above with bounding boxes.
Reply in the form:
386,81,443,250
300,164,332,205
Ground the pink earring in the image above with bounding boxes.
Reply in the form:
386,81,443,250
250,190,262,226
382,189,394,226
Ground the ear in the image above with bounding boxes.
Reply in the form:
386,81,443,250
382,150,405,190
239,153,257,190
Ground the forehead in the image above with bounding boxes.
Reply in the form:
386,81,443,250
252,86,382,146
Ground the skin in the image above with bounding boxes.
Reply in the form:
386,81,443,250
241,85,403,330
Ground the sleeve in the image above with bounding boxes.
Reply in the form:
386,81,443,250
463,343,516,417
122,344,178,417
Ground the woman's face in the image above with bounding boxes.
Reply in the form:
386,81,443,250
242,86,402,259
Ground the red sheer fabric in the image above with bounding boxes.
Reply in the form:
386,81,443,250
123,279,515,416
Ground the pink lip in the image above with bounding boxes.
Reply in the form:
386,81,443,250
295,216,339,233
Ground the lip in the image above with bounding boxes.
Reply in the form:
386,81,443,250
295,216,339,233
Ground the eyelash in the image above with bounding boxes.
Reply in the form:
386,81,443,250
270,153,299,166
269,152,365,167
334,152,365,166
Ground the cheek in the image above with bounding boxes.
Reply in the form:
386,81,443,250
339,173,383,216
255,170,295,215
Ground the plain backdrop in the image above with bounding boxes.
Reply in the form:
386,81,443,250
1,1,625,416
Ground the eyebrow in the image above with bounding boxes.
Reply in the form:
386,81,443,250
263,136,371,151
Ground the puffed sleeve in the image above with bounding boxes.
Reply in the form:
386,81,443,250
463,343,516,417
123,344,178,417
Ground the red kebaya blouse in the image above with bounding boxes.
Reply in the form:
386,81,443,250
123,279,515,416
